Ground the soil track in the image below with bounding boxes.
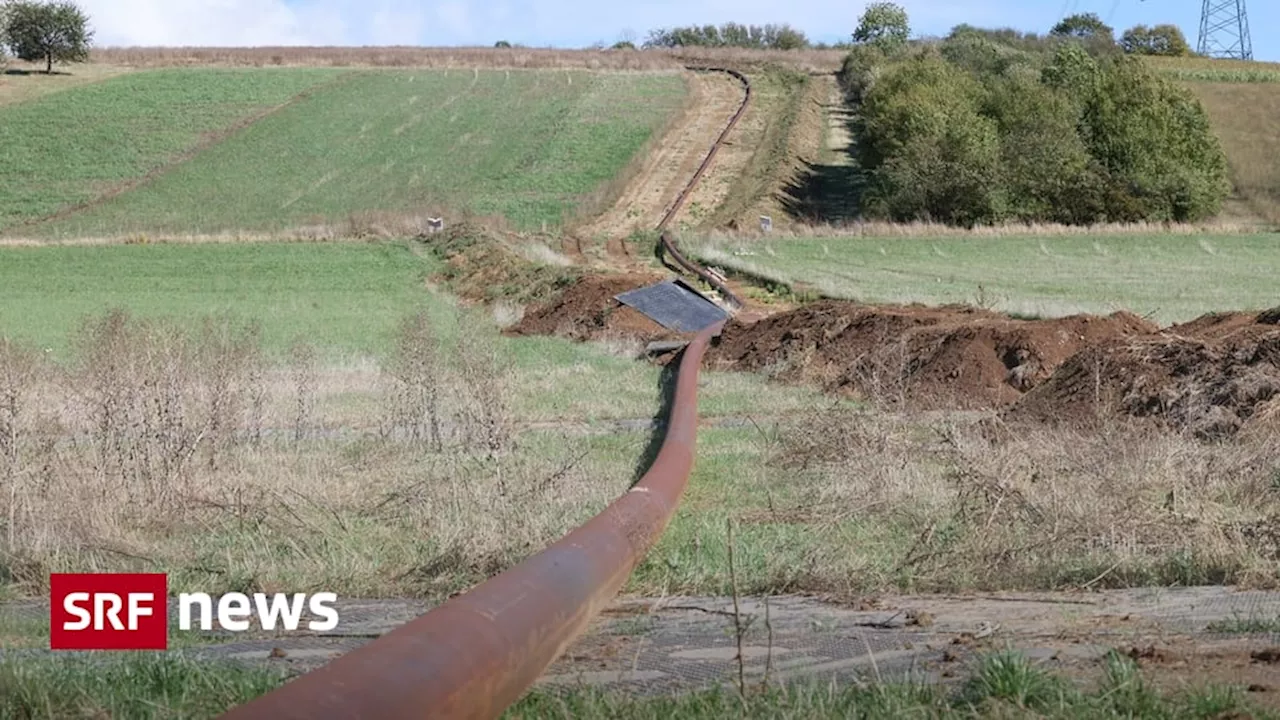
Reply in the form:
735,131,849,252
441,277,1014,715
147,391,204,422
573,70,747,241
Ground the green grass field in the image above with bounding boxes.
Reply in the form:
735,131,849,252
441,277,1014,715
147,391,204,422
5,68,685,238
0,241,439,359
692,233,1280,324
0,68,344,232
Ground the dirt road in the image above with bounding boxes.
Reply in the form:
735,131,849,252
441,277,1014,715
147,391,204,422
574,71,747,243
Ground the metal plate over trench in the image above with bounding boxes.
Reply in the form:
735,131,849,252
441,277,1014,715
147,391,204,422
616,279,730,333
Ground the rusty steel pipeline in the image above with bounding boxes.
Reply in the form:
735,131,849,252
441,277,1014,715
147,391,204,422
217,320,724,720
657,67,751,233
655,67,750,310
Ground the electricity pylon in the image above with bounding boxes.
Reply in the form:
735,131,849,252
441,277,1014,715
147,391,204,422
1198,0,1252,60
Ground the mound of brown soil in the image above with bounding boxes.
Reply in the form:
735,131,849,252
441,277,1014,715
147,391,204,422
1009,309,1280,438
507,274,673,342
427,224,582,305
705,301,1157,410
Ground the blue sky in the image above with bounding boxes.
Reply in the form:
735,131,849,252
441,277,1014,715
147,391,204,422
80,0,1276,61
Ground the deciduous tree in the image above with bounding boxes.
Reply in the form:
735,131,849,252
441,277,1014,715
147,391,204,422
2,0,92,74
853,2,910,52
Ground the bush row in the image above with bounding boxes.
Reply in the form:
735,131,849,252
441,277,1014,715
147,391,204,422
839,25,1230,226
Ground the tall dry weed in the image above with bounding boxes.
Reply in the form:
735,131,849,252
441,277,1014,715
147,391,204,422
0,338,40,476
193,315,264,469
454,318,515,459
288,341,318,444
382,312,446,451
772,407,1280,592
67,311,265,505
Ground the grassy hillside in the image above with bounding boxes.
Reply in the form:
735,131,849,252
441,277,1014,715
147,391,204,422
692,232,1280,323
0,68,343,232
1144,57,1280,227
1186,82,1280,227
2,68,686,238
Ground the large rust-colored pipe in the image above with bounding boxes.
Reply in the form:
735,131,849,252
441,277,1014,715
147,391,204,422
218,320,724,720
655,67,749,310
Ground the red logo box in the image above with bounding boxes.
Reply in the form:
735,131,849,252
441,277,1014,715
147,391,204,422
50,573,168,650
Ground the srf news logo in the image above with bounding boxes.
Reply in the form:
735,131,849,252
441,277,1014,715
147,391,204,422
50,573,339,650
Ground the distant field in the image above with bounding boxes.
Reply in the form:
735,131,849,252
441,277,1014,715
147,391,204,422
0,241,437,358
691,233,1280,323
0,68,343,232
6,68,686,238
1189,82,1280,226
1146,55,1280,83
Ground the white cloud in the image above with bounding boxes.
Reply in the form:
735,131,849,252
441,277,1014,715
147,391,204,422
77,0,1028,47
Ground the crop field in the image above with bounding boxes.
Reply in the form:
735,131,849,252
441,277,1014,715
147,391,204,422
2,68,686,239
691,232,1280,324
0,68,343,232
0,242,439,359
1146,55,1280,83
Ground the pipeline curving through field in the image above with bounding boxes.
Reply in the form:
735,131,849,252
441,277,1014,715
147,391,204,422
218,66,754,720
657,67,749,309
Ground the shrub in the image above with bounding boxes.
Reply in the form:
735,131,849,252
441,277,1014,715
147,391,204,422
1121,24,1192,57
839,15,1229,226
1080,56,1231,221
643,22,809,50
858,55,1006,225
838,43,887,102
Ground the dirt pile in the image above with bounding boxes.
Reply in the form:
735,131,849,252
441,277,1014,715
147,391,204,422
705,300,1157,410
1009,308,1280,438
425,224,581,305
507,274,674,342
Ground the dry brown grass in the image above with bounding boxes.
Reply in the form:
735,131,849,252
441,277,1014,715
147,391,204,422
0,306,577,597
1189,82,1280,227
769,407,1280,594
0,61,133,107
89,46,682,71
0,208,510,247
86,46,845,73
694,217,1273,243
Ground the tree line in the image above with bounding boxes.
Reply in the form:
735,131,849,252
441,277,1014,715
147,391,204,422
837,3,1228,226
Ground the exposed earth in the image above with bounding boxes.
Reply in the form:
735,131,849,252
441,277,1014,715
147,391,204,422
505,267,1280,439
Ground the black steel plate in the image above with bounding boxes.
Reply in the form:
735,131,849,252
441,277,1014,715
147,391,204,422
615,280,729,333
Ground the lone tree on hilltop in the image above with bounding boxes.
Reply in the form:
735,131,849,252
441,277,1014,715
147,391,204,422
1121,24,1191,56
853,2,910,53
1051,12,1113,42
2,0,92,73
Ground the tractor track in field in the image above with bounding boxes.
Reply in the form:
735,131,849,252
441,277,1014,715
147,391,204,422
571,69,748,256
